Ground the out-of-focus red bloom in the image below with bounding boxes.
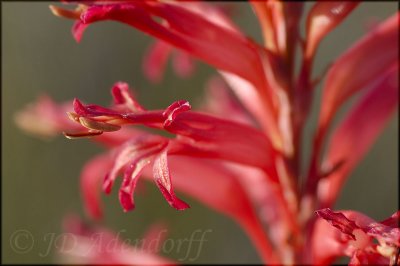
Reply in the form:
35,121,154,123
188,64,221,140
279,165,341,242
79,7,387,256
314,208,400,265
143,40,195,83
17,1,399,265
58,215,174,265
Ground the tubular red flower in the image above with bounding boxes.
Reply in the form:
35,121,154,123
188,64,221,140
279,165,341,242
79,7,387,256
72,1,283,151
65,85,277,175
318,12,399,133
14,2,399,265
307,12,399,194
318,64,399,207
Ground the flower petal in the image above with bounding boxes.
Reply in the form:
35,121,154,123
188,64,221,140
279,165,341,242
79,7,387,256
14,95,77,138
171,50,195,78
219,71,278,136
143,40,173,83
111,82,145,112
103,135,167,194
318,64,398,207
152,150,190,210
118,156,152,212
201,76,254,126
60,216,175,265
72,20,88,43
80,153,113,219
349,250,389,266
315,208,359,240
117,137,168,212
145,156,280,264
317,209,400,245
166,111,277,176
305,2,359,59
71,91,277,174
318,12,399,132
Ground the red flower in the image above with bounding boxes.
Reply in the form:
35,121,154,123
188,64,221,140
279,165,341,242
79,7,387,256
58,215,174,265
16,1,398,265
315,208,400,265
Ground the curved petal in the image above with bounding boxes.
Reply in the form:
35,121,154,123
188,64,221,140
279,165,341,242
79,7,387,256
219,71,280,146
166,112,276,173
305,2,359,60
318,12,399,132
144,156,280,264
103,135,168,195
152,149,190,210
80,153,113,219
318,64,398,207
111,82,145,112
201,76,254,126
143,40,173,83
118,155,152,212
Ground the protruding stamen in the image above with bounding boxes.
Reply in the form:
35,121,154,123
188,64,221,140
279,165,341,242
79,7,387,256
79,117,121,132
66,112,80,123
63,130,103,139
49,4,87,20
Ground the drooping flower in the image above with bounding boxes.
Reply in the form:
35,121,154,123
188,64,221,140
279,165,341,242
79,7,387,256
16,1,398,265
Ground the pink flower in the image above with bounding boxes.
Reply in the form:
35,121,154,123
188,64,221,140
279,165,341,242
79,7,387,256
16,1,398,265
314,208,400,265
58,215,174,265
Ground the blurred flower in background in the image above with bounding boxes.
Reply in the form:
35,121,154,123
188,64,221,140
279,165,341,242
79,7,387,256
6,1,399,265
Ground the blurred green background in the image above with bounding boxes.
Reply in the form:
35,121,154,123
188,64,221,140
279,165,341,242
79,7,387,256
2,2,398,264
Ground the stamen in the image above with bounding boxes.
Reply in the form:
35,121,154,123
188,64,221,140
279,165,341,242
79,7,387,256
66,112,80,123
63,130,103,139
79,117,121,132
49,5,86,20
